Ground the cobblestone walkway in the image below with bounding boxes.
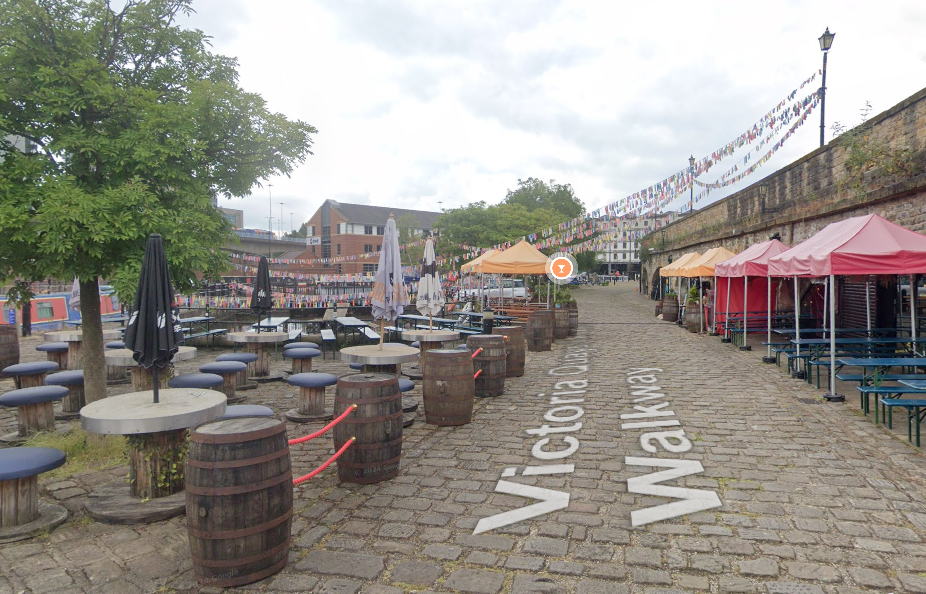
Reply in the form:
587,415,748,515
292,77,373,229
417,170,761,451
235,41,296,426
2,283,926,593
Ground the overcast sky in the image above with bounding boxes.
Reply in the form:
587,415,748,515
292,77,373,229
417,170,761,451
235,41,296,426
182,0,926,233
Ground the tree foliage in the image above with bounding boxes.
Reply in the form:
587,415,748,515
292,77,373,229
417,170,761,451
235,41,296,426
0,0,317,401
504,178,585,220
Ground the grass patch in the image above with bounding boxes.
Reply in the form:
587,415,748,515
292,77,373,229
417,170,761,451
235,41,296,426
24,428,127,480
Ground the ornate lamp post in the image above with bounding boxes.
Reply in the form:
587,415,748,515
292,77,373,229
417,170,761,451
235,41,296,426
818,27,835,147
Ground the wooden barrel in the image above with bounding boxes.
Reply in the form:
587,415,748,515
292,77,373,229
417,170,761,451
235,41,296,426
421,349,474,426
527,310,553,352
684,305,702,333
467,335,506,397
553,308,570,339
334,373,403,484
654,302,663,317
662,299,679,322
0,325,19,371
186,417,293,588
493,326,524,377
568,309,578,337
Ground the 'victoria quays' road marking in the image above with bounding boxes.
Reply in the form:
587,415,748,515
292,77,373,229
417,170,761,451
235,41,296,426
623,368,722,527
473,345,592,535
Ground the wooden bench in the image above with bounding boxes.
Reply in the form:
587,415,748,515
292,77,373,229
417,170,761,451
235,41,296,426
320,329,336,359
857,386,926,423
836,373,926,388
495,305,538,324
184,328,228,349
877,397,926,446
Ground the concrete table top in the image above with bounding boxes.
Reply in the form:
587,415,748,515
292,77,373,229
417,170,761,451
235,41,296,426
401,329,460,343
80,388,226,435
340,343,420,366
44,329,122,342
226,331,289,344
103,346,197,367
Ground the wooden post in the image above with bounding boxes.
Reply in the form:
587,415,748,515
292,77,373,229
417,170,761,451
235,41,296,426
17,402,56,437
248,344,270,376
299,386,326,416
131,367,171,393
127,429,188,499
0,475,38,526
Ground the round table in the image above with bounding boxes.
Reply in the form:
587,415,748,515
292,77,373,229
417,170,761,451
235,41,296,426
226,332,288,377
81,388,226,500
44,329,123,370
340,343,420,375
104,346,197,392
402,329,460,354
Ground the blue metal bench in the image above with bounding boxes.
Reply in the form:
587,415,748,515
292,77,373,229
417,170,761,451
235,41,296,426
877,397,926,446
857,386,926,424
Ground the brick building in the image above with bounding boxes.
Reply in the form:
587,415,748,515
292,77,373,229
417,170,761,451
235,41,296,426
294,200,440,275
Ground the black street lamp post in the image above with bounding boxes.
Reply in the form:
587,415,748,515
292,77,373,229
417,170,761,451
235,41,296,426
818,27,835,147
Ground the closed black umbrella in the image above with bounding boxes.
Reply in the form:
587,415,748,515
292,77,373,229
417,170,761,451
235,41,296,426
250,256,273,333
124,234,184,403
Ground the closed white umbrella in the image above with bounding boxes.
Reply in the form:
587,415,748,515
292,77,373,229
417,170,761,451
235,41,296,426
371,215,409,348
68,277,81,312
416,237,445,329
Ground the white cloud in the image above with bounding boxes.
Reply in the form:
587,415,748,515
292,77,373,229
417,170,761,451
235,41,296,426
183,0,926,231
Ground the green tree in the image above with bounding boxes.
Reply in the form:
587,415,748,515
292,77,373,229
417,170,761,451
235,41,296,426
285,221,309,239
504,178,585,220
0,0,316,402
574,251,598,273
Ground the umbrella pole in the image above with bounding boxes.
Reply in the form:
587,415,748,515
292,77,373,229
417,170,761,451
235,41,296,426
793,276,801,377
379,318,384,349
865,279,872,338
429,313,433,331
725,277,731,340
152,367,159,404
827,274,838,398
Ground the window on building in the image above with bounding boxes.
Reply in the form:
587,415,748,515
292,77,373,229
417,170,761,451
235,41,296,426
311,245,315,254
364,225,373,235
363,263,377,273
322,225,330,238
336,244,341,255
377,226,384,235
338,264,342,273
36,302,54,320
307,225,315,236
364,244,373,253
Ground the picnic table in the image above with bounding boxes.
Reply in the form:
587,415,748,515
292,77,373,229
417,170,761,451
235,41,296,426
334,316,376,343
251,316,291,331
340,343,419,375
104,346,198,391
836,357,926,386
397,314,459,330
794,338,926,387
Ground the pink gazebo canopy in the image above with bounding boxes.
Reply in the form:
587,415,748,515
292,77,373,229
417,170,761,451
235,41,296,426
768,214,926,277
715,239,790,278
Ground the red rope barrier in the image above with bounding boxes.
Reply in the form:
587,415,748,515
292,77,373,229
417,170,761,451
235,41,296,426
471,348,483,358
474,369,482,379
288,405,357,446
293,438,355,485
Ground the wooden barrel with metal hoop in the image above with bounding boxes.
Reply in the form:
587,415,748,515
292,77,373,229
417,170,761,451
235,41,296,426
333,373,403,484
567,306,578,337
661,299,679,322
421,349,475,426
527,310,553,352
493,326,525,377
185,417,293,588
553,308,570,339
467,335,506,397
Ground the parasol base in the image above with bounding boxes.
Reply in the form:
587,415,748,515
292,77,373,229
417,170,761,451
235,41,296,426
402,396,419,413
739,345,751,351
823,393,845,403
720,338,732,343
285,408,334,424
403,412,416,428
761,356,777,364
84,481,186,525
254,375,285,384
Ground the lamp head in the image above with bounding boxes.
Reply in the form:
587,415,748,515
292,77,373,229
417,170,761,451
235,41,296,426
758,184,768,196
688,155,696,167
818,27,835,51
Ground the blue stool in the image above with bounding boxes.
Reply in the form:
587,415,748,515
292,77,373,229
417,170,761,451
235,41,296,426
0,385,68,441
398,378,419,417
216,353,259,390
348,362,363,371
105,341,125,349
3,361,60,390
216,404,274,421
411,341,420,348
283,342,319,351
45,370,85,419
199,361,248,403
398,378,415,393
285,372,337,422
168,373,224,390
0,447,68,534
36,342,68,370
283,348,321,374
